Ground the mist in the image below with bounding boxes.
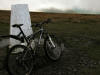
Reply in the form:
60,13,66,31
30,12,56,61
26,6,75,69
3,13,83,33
0,0,100,14
78,0,100,11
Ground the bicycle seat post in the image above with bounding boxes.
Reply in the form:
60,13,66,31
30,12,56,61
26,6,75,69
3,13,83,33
13,24,29,44
19,26,29,44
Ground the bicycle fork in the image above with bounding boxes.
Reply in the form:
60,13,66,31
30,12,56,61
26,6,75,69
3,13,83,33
39,32,56,48
47,34,56,48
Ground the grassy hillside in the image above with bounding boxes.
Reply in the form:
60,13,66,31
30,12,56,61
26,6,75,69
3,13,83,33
0,10,100,75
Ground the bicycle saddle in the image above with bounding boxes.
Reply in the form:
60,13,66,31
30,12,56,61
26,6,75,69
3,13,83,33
12,24,23,28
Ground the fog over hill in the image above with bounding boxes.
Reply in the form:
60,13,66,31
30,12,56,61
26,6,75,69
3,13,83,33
0,0,100,14
40,8,100,14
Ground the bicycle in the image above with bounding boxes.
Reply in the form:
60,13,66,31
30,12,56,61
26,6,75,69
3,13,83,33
6,19,63,75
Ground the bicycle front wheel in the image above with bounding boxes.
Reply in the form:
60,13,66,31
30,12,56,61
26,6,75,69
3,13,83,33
6,45,34,75
44,35,62,61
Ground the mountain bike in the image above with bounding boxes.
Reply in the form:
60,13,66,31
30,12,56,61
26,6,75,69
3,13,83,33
6,19,63,75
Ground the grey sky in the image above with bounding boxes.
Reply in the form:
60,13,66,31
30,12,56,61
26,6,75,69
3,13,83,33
79,0,100,11
0,0,100,13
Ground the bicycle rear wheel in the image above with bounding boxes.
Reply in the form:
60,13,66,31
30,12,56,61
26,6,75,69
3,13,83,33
6,45,34,75
44,35,62,61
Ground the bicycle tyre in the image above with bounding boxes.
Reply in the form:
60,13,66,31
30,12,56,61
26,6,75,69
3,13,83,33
44,35,62,61
6,45,34,75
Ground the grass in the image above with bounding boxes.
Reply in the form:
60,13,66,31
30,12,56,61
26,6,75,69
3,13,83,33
0,11,100,74
0,17,100,60
47,21,100,60
0,22,9,35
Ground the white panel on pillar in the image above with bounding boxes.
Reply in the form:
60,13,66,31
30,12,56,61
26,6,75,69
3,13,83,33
10,4,33,47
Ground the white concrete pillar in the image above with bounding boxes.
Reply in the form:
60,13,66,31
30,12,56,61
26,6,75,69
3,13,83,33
10,4,33,47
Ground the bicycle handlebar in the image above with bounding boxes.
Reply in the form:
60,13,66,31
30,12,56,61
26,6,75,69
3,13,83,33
32,18,52,27
12,18,52,28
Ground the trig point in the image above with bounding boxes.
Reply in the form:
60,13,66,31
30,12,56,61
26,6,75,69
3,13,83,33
10,4,33,47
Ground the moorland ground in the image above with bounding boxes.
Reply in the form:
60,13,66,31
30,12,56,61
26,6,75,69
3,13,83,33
0,10,100,75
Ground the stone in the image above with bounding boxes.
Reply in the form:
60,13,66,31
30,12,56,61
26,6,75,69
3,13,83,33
10,4,33,47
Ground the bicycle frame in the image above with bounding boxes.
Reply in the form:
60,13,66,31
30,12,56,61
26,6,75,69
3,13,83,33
27,27,56,49
4,20,56,51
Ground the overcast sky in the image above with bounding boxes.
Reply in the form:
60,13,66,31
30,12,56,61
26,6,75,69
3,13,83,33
0,0,100,13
